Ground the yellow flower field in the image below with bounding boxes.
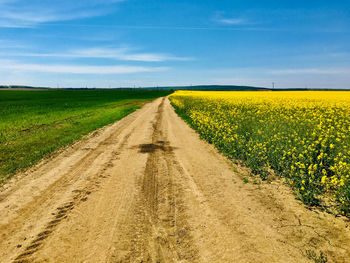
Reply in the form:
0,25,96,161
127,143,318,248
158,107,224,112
169,91,350,215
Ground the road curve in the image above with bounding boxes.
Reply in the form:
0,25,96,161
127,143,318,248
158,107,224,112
0,97,349,262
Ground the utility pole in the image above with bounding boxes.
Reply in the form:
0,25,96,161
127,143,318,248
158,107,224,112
272,82,275,90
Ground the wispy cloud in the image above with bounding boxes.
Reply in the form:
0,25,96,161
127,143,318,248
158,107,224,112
37,24,268,31
213,11,249,26
0,39,32,49
0,59,168,74
0,47,192,62
0,0,125,27
269,68,350,75
217,18,246,25
65,47,191,62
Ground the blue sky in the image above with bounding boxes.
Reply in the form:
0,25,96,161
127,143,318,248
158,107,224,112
0,0,349,88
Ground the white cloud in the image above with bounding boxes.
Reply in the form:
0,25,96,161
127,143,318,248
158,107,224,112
1,10,103,24
0,0,125,27
0,47,192,62
0,59,168,74
213,11,249,26
217,18,246,25
72,47,191,62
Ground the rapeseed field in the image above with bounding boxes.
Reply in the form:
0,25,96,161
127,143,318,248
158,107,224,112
170,91,350,216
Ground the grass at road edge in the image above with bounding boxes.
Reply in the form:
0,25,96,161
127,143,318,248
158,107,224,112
0,89,172,183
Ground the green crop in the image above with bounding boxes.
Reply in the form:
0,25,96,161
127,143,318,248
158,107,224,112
0,89,171,183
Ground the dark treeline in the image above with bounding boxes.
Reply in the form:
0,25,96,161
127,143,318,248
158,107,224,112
1,85,350,91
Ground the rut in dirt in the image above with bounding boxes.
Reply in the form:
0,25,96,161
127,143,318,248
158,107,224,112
110,98,199,262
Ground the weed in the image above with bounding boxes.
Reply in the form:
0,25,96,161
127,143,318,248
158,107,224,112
306,250,328,263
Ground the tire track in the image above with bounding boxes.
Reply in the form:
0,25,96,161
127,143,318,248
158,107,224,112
111,98,198,262
12,128,135,263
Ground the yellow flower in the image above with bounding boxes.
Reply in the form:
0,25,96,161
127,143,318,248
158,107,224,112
169,90,350,211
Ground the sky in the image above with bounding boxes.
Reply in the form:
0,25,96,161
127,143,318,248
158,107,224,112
0,0,350,89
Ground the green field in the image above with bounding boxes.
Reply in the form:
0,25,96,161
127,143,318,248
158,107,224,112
0,89,171,183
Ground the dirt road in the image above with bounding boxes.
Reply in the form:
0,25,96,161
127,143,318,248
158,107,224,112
0,97,349,263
